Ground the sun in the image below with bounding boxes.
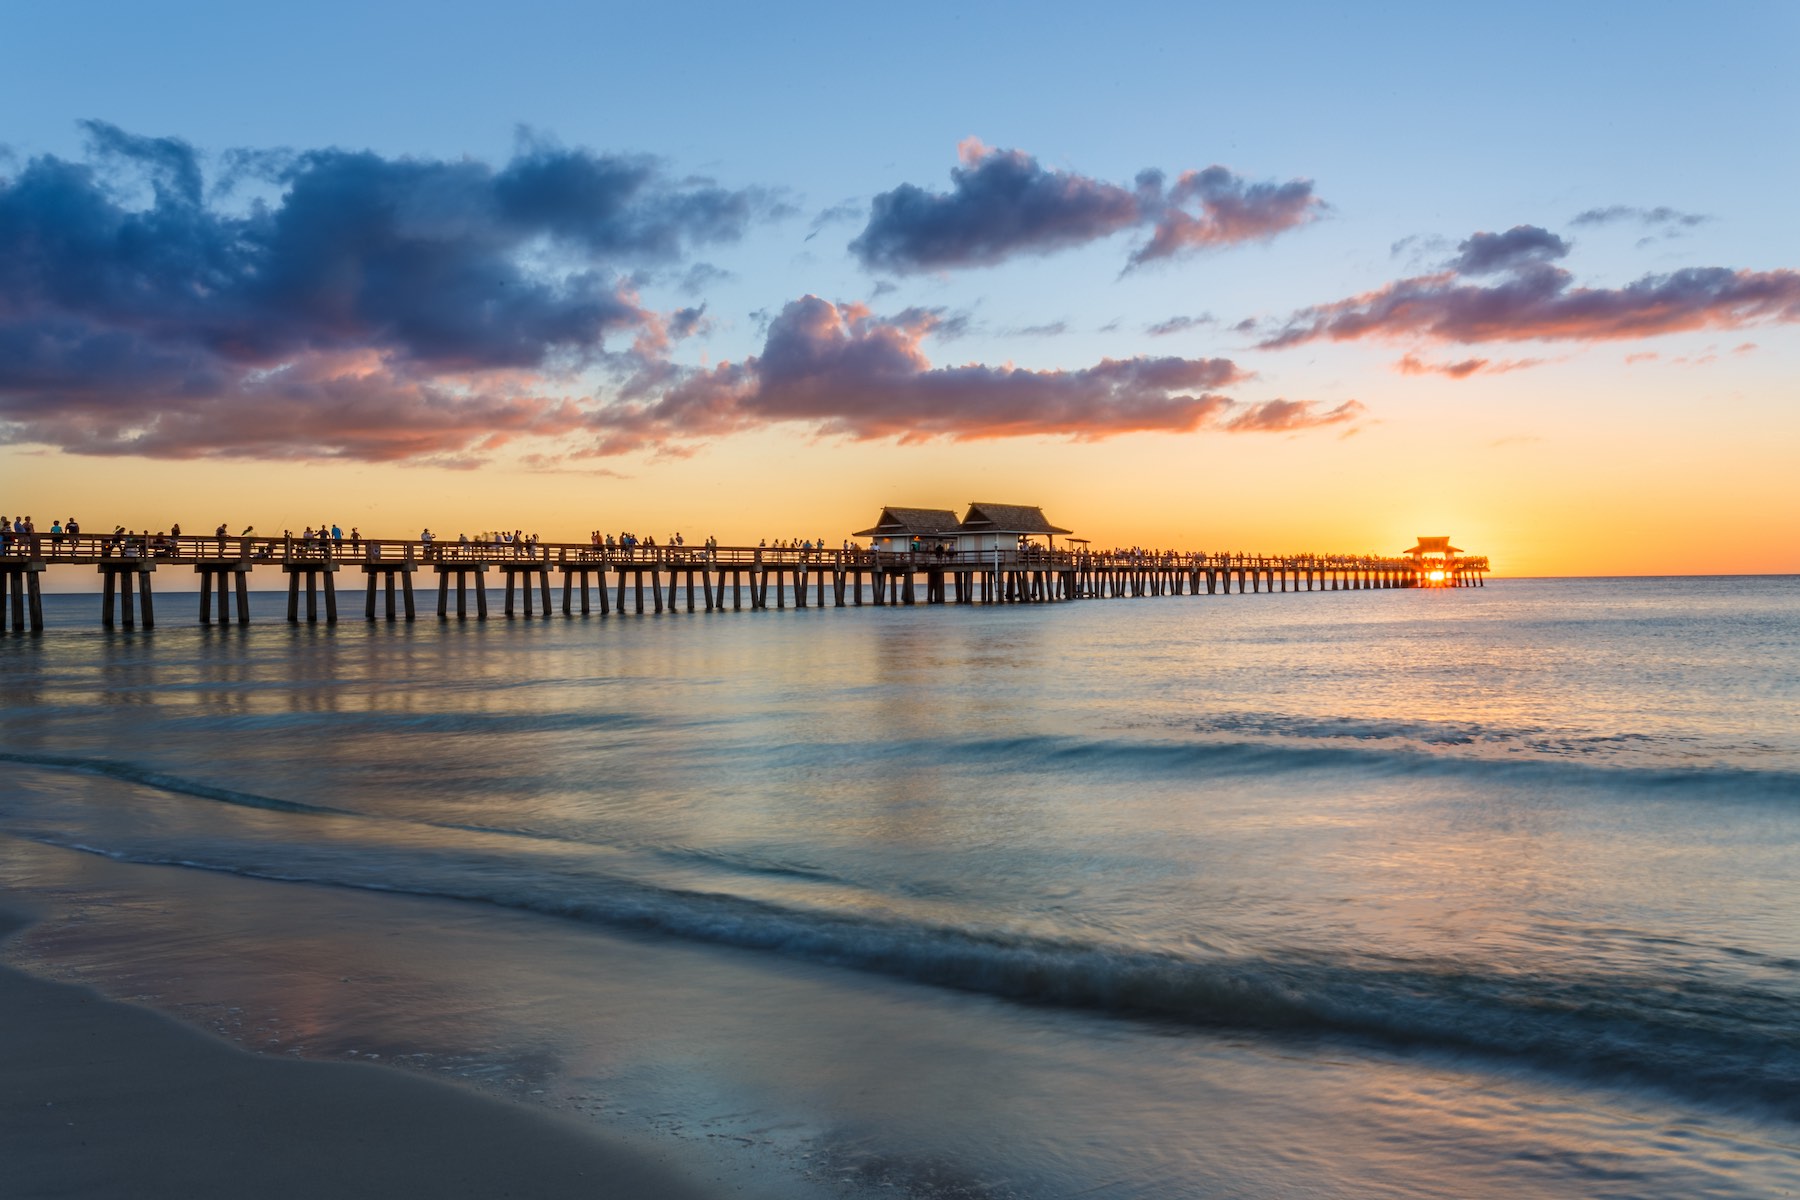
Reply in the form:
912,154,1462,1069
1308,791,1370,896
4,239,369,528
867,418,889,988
1428,569,1447,583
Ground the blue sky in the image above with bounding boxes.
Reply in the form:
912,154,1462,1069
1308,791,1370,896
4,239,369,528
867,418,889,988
4,1,1797,572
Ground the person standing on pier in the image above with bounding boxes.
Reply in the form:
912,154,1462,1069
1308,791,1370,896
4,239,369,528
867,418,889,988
215,523,228,555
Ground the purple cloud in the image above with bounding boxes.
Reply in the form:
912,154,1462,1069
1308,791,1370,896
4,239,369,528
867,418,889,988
849,139,1320,273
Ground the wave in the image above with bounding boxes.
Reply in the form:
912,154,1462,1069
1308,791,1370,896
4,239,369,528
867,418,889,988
888,732,1800,804
0,751,355,816
22,822,1800,1125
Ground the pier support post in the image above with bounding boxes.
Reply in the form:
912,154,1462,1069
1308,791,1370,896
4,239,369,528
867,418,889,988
3,562,46,632
433,564,489,619
361,563,417,622
196,562,251,626
98,562,155,630
283,562,339,624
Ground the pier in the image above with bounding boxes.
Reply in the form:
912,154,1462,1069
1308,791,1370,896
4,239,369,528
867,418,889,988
0,532,1487,633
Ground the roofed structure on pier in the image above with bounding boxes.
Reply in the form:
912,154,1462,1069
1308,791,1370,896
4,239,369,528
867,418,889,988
854,507,961,552
953,504,1072,553
1402,536,1462,559
854,503,1074,553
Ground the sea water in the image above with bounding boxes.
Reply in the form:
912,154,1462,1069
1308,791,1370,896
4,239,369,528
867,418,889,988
2,577,1797,1198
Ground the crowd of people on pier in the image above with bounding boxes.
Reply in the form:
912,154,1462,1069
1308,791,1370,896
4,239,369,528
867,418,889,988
418,529,551,560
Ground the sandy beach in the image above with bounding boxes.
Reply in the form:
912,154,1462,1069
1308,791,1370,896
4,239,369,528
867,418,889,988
0,902,718,1200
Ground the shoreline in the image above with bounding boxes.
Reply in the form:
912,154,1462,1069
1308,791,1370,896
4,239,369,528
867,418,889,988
0,901,720,1200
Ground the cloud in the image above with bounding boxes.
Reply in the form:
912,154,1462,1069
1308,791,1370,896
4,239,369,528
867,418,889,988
1008,321,1069,337
1145,313,1215,337
1570,204,1709,229
0,122,777,460
668,305,710,339
0,344,587,461
1221,398,1363,432
581,295,1357,455
1394,352,1544,378
1258,224,1800,349
1128,167,1322,268
849,139,1320,273
805,198,865,241
1446,225,1569,275
678,262,734,294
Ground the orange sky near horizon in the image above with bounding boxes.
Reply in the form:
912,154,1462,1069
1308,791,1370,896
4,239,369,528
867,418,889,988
10,372,1796,584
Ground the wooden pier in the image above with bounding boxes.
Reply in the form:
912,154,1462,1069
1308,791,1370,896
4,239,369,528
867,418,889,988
0,533,1488,633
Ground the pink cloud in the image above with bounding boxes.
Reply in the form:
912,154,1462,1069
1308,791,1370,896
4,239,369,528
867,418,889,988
585,296,1359,455
1221,399,1364,432
14,354,587,461
1130,167,1323,268
1394,352,1544,378
1259,226,1800,349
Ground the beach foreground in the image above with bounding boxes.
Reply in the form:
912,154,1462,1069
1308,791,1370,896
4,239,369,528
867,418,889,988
0,904,717,1200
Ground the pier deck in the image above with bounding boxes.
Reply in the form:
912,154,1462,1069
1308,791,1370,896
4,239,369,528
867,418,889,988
0,534,1488,632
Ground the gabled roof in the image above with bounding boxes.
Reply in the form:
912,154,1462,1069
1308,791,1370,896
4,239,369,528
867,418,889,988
958,503,1072,536
1403,536,1462,556
853,506,961,537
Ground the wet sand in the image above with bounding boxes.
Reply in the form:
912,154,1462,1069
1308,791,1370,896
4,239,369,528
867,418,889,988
0,902,717,1200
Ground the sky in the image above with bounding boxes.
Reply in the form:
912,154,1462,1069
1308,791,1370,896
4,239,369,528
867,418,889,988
3,0,1797,577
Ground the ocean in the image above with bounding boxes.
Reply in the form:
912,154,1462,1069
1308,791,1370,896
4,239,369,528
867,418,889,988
2,576,1797,1198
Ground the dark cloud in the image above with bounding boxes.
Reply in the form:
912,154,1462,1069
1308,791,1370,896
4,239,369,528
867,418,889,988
849,139,1319,273
1258,224,1800,349
669,305,709,339
1447,225,1569,276
1571,204,1709,228
493,133,770,257
0,123,775,460
579,296,1356,455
